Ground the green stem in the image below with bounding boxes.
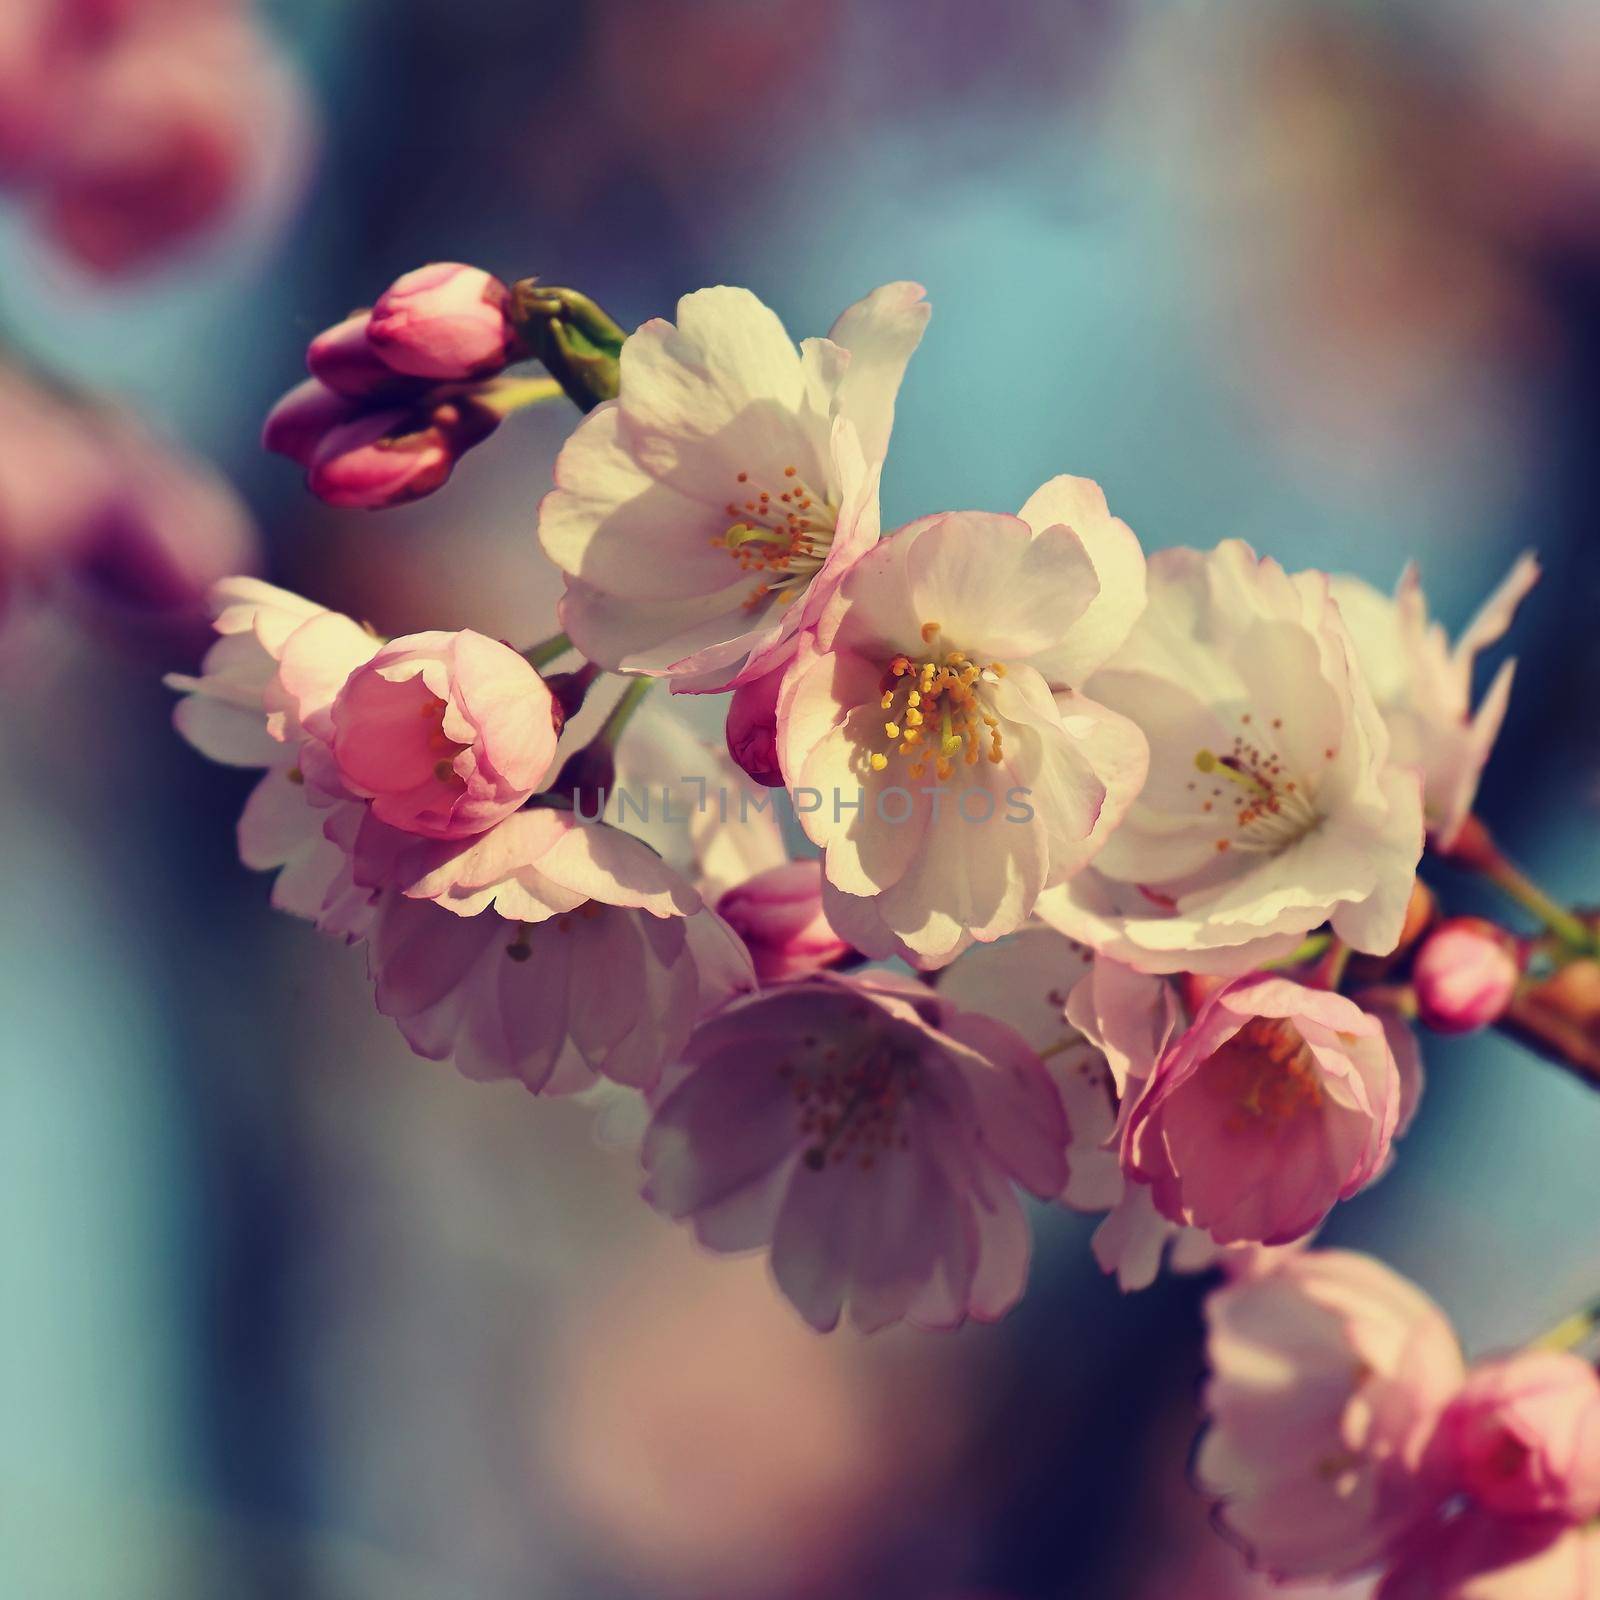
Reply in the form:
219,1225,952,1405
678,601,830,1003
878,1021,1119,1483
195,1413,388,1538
1484,857,1594,954
522,631,572,671
1264,933,1332,969
597,676,654,748
475,374,566,418
1533,1294,1600,1354
1442,816,1594,954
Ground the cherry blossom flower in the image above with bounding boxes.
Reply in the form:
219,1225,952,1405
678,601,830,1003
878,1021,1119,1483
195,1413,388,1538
1124,976,1402,1246
539,281,930,692
1438,1350,1600,1524
642,968,1067,1332
326,630,559,839
367,807,754,1094
938,928,1301,1289
1039,540,1424,976
777,481,1149,968
1413,917,1522,1035
167,577,383,935
1197,1249,1467,1581
1332,555,1539,851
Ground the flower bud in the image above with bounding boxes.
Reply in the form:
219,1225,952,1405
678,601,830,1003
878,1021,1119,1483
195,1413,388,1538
1414,917,1520,1035
1440,1350,1600,1522
262,379,361,466
725,665,786,788
305,397,500,510
329,629,559,838
307,311,420,399
717,861,851,984
366,263,520,382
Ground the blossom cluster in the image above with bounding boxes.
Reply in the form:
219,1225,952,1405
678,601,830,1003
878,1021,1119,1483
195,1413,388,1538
1199,1249,1600,1597
173,266,1590,1590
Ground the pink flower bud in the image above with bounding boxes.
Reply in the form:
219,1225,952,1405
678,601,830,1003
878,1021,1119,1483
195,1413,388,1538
306,312,423,400
366,263,520,382
1440,1350,1600,1522
717,860,851,983
328,630,560,838
1414,917,1520,1034
262,379,361,467
725,664,786,788
305,398,500,510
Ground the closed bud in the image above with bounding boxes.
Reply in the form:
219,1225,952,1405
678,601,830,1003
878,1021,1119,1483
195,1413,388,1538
1414,917,1520,1035
367,263,520,382
307,311,422,399
717,861,851,984
261,378,361,466
725,665,786,788
306,397,500,510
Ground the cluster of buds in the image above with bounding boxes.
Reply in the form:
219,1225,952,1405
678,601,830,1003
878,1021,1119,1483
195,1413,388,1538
264,263,534,509
264,267,628,510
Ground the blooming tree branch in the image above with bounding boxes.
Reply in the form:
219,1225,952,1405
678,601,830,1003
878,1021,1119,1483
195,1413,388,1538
168,258,1600,1598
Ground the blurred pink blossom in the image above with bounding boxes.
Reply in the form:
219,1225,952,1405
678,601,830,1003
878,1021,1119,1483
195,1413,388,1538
1413,918,1522,1036
1198,1249,1467,1581
1438,1350,1600,1524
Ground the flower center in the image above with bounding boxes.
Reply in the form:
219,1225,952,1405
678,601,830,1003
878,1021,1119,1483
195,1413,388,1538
1192,716,1330,855
1204,1016,1323,1132
711,463,839,612
781,1036,919,1173
419,689,467,786
870,620,1008,784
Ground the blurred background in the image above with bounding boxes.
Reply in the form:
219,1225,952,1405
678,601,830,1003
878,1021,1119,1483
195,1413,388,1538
4,0,1600,1595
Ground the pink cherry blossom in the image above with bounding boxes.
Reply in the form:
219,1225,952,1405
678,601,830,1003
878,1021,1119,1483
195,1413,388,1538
1198,1249,1467,1581
1039,540,1424,976
777,481,1149,968
367,807,754,1093
1413,917,1522,1035
716,859,851,983
1438,1350,1600,1523
1,368,258,646
642,968,1067,1332
366,262,521,382
1124,976,1402,1246
327,629,559,839
937,928,1282,1290
1378,1512,1600,1600
1333,555,1539,850
540,281,929,692
26,11,310,278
